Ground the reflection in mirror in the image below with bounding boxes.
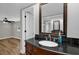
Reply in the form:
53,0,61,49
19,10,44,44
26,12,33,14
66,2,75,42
53,21,60,31
41,3,63,33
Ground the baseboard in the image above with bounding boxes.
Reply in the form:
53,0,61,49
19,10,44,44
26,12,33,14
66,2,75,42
0,37,21,40
0,37,12,40
11,36,21,40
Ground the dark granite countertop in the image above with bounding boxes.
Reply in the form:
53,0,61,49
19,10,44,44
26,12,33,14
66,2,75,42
25,38,79,55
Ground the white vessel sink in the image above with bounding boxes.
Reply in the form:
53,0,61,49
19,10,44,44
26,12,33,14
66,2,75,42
39,40,58,47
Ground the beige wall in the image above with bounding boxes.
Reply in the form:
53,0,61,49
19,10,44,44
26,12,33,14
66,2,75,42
0,21,12,39
12,22,21,39
0,21,21,39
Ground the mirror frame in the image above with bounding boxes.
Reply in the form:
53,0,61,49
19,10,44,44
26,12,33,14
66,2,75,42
39,3,67,37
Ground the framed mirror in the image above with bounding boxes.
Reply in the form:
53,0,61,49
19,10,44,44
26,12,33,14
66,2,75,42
39,3,67,36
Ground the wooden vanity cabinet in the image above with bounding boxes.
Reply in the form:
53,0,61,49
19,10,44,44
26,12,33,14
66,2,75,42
32,46,63,55
25,42,64,55
25,42,34,55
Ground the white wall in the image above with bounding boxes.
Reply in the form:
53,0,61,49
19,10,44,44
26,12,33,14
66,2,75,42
0,3,31,39
67,3,79,38
34,4,40,34
0,21,21,39
0,3,32,22
12,22,21,39
0,21,12,39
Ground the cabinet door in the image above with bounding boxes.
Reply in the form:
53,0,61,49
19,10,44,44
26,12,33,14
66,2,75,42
25,42,33,55
33,46,63,55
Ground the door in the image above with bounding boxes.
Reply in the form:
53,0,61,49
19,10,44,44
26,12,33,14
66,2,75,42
24,6,35,40
25,11,34,40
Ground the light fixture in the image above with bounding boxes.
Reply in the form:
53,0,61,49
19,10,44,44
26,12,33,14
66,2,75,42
3,17,15,23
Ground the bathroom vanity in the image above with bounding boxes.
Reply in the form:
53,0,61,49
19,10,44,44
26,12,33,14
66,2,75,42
25,39,64,55
25,38,79,55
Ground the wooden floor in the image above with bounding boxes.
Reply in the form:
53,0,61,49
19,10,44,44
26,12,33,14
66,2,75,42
0,38,20,55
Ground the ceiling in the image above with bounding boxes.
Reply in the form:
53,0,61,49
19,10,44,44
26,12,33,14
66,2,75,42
0,3,33,21
42,3,63,17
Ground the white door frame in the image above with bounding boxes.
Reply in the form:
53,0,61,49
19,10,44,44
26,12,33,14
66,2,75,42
20,4,35,54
